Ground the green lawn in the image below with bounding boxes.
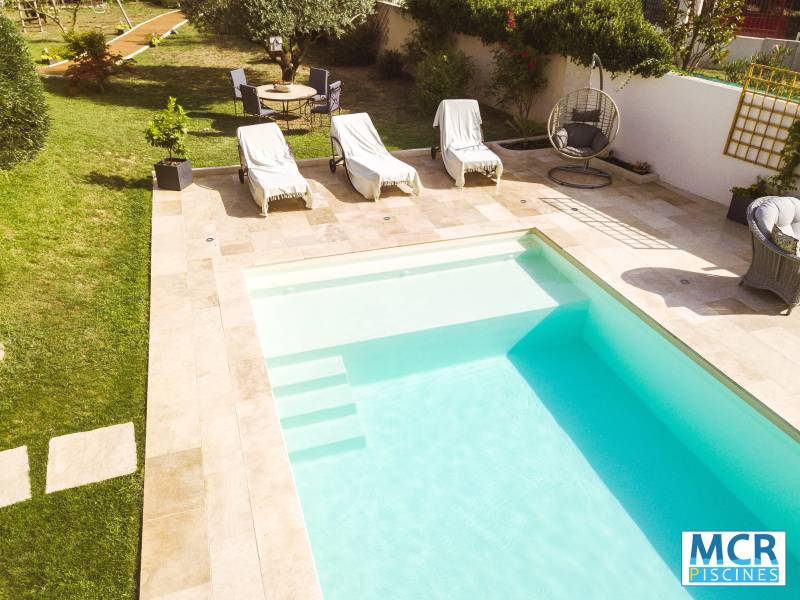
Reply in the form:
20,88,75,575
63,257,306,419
0,16,518,599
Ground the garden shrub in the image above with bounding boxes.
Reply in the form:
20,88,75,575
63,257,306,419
64,30,125,92
0,14,50,171
406,0,672,77
145,97,189,160
413,50,475,112
377,50,407,79
402,20,455,70
326,16,383,66
491,41,548,145
722,45,794,85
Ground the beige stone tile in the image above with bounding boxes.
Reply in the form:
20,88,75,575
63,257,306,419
187,259,219,310
0,446,31,508
46,422,137,493
474,202,515,222
256,524,322,600
200,410,244,476
145,405,201,459
205,466,255,545
155,200,182,217
209,532,265,600
229,357,270,404
191,307,228,379
219,296,256,330
143,448,204,521
152,583,212,600
140,508,211,599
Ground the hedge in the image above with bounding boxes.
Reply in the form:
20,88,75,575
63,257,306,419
405,0,672,78
0,14,49,170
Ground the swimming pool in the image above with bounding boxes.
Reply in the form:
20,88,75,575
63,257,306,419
247,231,800,599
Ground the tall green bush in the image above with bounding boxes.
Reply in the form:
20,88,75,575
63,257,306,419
0,14,49,171
414,50,475,112
406,0,672,77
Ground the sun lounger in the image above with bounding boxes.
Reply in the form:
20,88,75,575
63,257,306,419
432,99,503,191
330,113,422,201
237,123,318,216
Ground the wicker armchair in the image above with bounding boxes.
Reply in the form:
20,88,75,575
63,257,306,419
742,196,800,314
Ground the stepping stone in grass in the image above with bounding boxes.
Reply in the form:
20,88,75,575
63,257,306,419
0,446,31,508
46,423,137,494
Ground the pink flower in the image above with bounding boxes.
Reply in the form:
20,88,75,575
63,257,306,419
521,48,530,59
506,9,516,30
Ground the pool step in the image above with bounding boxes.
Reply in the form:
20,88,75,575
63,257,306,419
284,414,366,464
277,384,357,429
268,355,348,395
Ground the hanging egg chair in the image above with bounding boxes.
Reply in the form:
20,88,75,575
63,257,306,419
547,53,620,189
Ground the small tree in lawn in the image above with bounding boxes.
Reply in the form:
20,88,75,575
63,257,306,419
491,10,547,148
662,0,746,71
182,0,376,82
65,30,126,92
146,97,189,163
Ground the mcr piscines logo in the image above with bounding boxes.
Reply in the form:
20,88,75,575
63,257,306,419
682,531,786,586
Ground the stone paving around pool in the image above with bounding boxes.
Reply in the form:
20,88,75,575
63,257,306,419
142,144,800,599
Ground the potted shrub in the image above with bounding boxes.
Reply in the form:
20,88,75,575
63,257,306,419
146,97,192,191
115,22,129,35
728,177,772,225
728,120,800,224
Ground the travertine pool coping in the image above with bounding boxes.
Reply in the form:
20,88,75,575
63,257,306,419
141,145,800,599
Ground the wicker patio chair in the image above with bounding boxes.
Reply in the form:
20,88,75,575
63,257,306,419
742,196,800,314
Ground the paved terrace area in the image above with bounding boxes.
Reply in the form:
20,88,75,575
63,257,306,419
141,145,800,599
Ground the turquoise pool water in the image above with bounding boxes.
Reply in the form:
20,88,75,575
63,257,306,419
247,233,800,599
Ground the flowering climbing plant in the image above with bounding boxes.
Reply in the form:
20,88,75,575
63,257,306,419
490,10,548,147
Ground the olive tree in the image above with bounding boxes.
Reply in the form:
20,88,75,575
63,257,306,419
0,14,49,171
662,0,746,71
182,0,376,81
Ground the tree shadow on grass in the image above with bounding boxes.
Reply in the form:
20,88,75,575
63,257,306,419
43,64,240,112
85,171,151,191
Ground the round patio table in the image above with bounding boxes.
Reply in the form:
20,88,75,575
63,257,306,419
256,83,317,130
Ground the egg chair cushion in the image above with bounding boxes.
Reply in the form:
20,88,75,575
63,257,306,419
572,108,601,122
553,123,610,158
753,195,800,240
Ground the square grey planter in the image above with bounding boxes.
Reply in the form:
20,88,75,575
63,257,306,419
727,190,755,225
154,158,193,191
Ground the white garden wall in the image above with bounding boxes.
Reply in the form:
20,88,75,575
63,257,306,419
606,73,771,204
